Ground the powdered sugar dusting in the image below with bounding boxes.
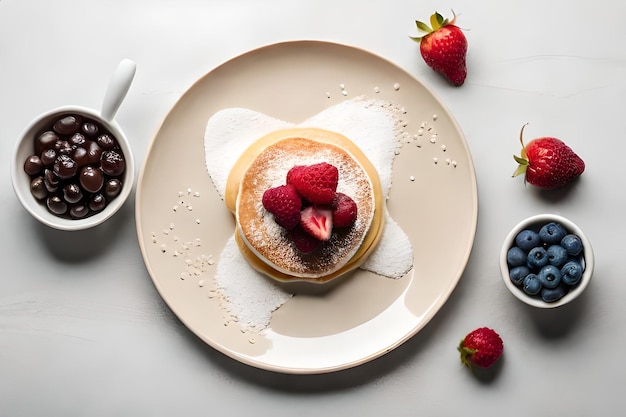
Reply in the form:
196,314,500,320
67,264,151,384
216,236,292,331
204,109,291,200
360,212,413,278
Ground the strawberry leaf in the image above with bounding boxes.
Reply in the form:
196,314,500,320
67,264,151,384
415,20,432,33
512,160,528,178
430,12,444,30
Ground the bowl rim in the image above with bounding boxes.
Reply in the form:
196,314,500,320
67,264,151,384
10,105,135,231
500,213,594,308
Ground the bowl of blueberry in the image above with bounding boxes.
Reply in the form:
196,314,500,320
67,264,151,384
500,214,594,308
11,59,136,231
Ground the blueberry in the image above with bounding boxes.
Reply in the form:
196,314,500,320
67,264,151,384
509,265,530,285
546,245,568,267
561,234,583,256
527,246,549,269
515,229,541,252
522,273,542,295
539,222,567,244
507,246,527,267
541,284,567,303
538,265,562,289
561,260,584,286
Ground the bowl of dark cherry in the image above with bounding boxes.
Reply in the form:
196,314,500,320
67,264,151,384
11,59,136,231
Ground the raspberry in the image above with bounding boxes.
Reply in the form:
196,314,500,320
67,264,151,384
261,184,301,229
288,226,320,253
287,162,338,204
332,192,357,228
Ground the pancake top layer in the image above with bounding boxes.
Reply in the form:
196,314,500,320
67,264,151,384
232,128,382,279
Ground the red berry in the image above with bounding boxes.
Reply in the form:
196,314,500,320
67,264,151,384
288,226,321,253
261,184,302,229
300,205,333,241
513,124,585,189
458,327,504,369
411,11,467,86
332,192,358,228
287,162,338,205
286,165,306,186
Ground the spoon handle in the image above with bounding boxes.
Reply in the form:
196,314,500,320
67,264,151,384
100,58,136,122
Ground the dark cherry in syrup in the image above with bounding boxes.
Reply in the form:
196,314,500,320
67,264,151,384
53,115,82,135
79,166,104,193
24,155,43,176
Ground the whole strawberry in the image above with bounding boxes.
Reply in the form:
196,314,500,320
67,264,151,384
513,124,585,189
458,327,503,369
411,11,467,86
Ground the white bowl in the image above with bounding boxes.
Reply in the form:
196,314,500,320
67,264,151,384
500,214,594,308
10,59,136,231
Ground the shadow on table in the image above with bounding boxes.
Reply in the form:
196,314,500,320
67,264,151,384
523,280,594,340
28,198,135,263
196,314,444,392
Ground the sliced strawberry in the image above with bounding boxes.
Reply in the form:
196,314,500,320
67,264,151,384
288,162,338,205
332,192,358,228
300,205,333,241
261,184,301,229
288,226,321,253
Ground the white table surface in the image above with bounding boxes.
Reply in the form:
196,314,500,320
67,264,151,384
1,0,623,415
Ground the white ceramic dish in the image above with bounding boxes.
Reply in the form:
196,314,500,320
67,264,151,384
500,214,594,308
11,59,136,231
135,41,478,374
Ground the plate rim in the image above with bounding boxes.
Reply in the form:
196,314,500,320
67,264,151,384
135,39,478,374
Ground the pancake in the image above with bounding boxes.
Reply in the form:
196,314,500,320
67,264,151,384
226,127,385,283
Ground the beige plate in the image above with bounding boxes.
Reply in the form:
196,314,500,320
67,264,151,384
136,41,478,374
